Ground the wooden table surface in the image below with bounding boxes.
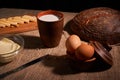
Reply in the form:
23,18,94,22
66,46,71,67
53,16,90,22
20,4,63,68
0,8,120,80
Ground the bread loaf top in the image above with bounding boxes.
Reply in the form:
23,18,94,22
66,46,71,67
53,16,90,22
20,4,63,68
70,7,120,45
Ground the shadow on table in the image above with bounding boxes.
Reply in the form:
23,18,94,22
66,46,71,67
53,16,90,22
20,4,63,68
64,20,74,35
0,54,112,79
0,55,49,79
20,35,46,49
42,54,112,75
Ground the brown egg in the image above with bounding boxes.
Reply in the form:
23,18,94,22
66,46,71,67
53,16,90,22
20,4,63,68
65,35,81,53
75,43,94,61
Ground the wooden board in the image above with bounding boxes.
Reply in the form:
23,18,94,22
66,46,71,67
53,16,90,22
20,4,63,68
0,22,38,34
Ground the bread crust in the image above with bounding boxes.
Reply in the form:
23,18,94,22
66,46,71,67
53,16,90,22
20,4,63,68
70,7,120,45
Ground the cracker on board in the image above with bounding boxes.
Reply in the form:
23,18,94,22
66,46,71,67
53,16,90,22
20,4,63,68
0,15,37,28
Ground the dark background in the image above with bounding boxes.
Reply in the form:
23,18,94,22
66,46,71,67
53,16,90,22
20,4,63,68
0,0,120,12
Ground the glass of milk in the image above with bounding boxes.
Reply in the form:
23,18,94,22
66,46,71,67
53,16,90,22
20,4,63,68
37,10,64,48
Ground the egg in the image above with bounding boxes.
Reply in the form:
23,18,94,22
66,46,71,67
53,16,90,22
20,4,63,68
65,35,81,53
75,43,94,61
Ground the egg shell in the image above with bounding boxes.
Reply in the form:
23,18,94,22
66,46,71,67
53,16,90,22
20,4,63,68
65,35,81,53
75,43,95,61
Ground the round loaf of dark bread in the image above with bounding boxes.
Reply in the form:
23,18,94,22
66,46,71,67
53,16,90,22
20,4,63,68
70,7,120,45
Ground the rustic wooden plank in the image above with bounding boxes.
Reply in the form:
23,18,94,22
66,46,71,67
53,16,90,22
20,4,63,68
0,22,38,35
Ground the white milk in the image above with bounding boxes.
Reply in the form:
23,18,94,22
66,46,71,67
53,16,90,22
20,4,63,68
39,14,59,22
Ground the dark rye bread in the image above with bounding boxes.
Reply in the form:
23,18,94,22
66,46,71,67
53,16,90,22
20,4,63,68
70,7,120,45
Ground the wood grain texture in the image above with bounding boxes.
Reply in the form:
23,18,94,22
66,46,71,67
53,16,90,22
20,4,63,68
0,8,120,80
0,22,37,34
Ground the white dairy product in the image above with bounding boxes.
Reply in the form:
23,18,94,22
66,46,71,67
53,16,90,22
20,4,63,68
0,38,20,54
39,14,59,22
0,38,20,63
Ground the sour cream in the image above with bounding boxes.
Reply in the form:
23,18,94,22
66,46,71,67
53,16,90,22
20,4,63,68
0,38,20,63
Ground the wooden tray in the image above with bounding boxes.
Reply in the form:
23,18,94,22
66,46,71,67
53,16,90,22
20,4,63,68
0,22,38,34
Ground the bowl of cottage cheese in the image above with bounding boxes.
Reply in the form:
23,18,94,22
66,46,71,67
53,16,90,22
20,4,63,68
0,34,24,63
